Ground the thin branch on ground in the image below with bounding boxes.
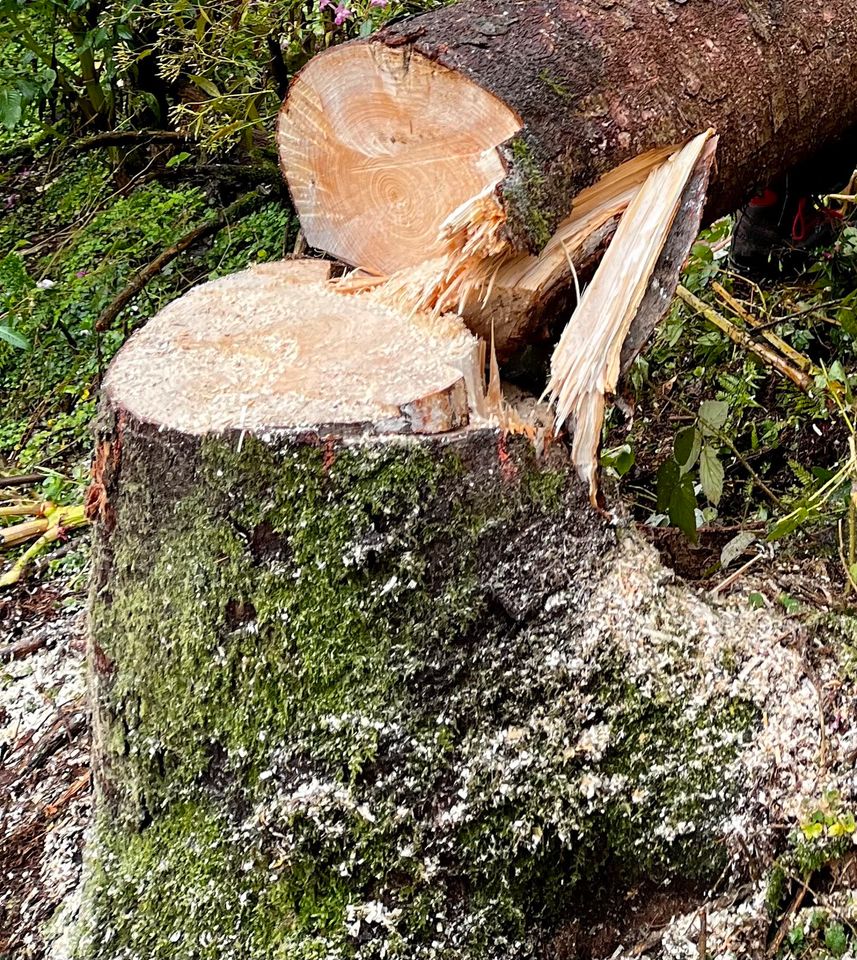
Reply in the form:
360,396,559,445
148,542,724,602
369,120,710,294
94,187,271,334
0,475,44,490
73,130,187,152
676,285,813,392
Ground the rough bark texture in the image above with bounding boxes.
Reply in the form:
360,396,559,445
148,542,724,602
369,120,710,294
374,0,857,252
79,396,851,959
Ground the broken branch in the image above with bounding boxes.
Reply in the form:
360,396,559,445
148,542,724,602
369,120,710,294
95,188,270,333
676,286,813,392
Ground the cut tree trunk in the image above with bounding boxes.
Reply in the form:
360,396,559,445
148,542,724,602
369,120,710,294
278,0,857,496
97,258,486,436
279,0,857,273
82,258,852,959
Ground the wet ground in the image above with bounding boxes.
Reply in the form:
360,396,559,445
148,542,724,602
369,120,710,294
0,580,89,960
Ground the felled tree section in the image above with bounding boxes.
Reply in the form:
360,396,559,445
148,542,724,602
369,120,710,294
278,0,857,490
279,0,857,270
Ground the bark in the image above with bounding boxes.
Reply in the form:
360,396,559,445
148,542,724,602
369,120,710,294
80,254,854,960
82,403,755,960
374,0,857,253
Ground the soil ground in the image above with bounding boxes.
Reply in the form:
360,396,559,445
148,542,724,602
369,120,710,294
0,578,89,960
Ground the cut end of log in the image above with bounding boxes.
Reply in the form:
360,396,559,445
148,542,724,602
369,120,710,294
103,259,484,437
278,42,521,276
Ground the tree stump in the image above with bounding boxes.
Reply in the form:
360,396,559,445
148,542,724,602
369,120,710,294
79,260,827,960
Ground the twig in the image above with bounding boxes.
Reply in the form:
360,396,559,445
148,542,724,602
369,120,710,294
0,474,44,489
0,504,88,586
698,907,707,960
132,162,281,190
292,228,308,258
0,634,49,662
630,885,755,958
95,187,270,333
0,503,43,517
711,282,814,373
709,551,763,596
43,771,91,819
24,709,87,772
33,541,77,573
767,877,810,957
676,286,813,392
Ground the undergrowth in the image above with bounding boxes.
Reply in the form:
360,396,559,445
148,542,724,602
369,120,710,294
0,152,294,485
604,208,857,581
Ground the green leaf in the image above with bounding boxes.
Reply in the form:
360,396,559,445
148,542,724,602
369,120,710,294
768,507,809,541
668,475,698,543
673,425,701,473
838,304,857,337
748,592,765,609
824,922,847,958
800,820,824,839
188,73,222,99
601,443,635,478
166,151,191,169
699,445,724,505
0,325,29,350
690,242,713,263
828,359,848,384
656,459,680,513
778,593,800,615
208,119,246,143
0,87,22,130
698,399,728,436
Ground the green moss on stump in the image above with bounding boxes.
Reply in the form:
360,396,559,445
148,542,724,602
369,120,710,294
83,420,757,959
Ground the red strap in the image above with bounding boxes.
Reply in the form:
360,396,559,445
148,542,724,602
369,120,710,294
750,188,780,208
792,197,810,243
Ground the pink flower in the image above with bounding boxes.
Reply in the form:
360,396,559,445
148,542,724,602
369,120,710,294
75,269,88,278
370,0,388,6
318,0,332,8
334,2,352,23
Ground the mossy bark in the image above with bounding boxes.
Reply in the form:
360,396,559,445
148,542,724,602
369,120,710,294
375,0,857,252
83,412,758,959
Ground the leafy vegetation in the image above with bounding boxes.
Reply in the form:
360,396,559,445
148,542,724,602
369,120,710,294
764,790,857,958
0,0,445,148
604,204,857,581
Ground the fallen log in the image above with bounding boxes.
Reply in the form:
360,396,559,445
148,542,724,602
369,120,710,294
278,0,857,495
82,257,855,959
279,0,857,272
